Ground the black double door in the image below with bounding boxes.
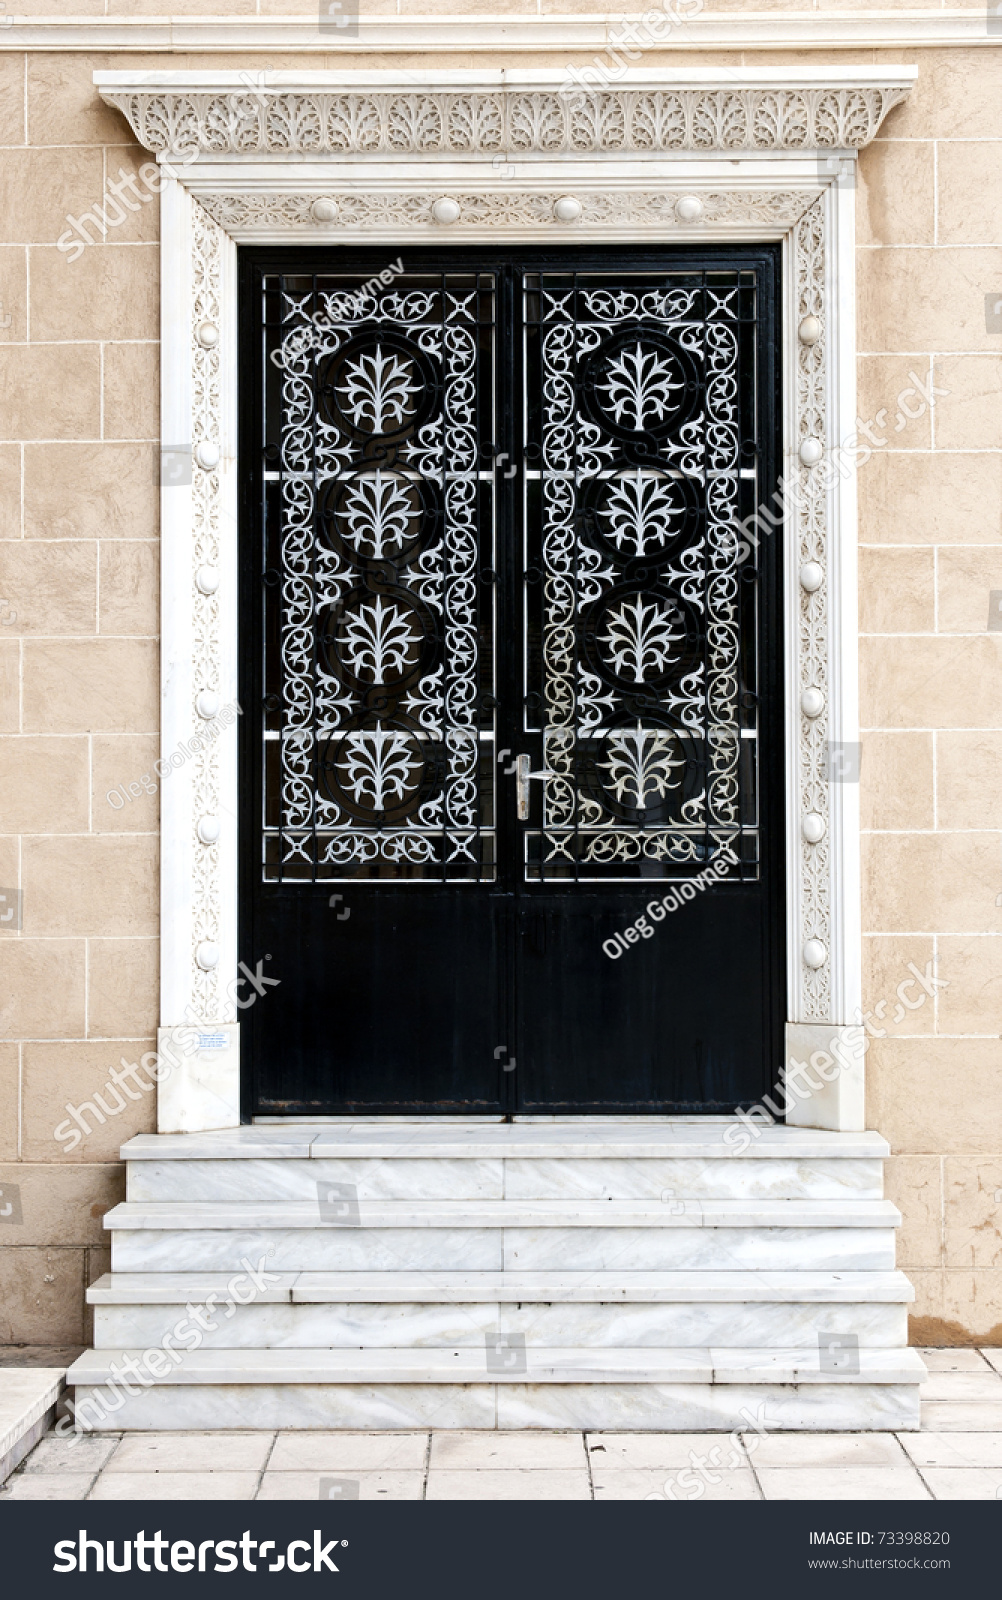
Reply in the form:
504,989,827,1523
239,246,784,1116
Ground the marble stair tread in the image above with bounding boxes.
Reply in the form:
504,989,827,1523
66,1345,926,1387
290,1268,914,1303
120,1127,891,1161
102,1198,901,1230
123,1128,317,1160
708,1347,928,1383
86,1269,917,1305
87,1272,301,1303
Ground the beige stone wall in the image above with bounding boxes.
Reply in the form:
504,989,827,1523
0,34,1000,1346
0,51,161,1346
857,50,1002,1346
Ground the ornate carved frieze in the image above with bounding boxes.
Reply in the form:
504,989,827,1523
190,200,225,1021
102,83,909,159
794,197,832,1022
197,187,818,235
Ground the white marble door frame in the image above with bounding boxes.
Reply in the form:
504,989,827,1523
93,67,915,1133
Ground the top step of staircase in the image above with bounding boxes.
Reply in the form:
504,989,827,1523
121,1124,890,1161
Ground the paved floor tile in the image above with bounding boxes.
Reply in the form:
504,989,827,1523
22,1433,120,1474
744,1433,909,1469
430,1431,586,1470
593,1469,759,1502
980,1349,1002,1375
898,1432,1002,1468
916,1349,992,1373
103,1432,275,1473
89,1471,260,1500
919,1374,1002,1402
585,1433,748,1470
920,1403,1002,1431
756,1467,931,1501
426,1470,590,1500
257,1471,424,1500
917,1467,1002,1500
269,1432,428,1472
0,1473,96,1500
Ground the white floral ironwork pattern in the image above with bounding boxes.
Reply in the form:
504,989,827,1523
104,85,909,158
600,594,684,683
531,276,746,879
266,276,493,879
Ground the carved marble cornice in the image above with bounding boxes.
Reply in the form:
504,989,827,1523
96,70,915,159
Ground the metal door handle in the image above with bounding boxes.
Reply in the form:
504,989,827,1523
515,753,554,821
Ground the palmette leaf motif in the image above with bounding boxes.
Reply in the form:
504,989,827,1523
340,471,417,557
600,470,682,555
337,594,414,681
337,345,420,432
595,343,682,431
342,730,422,811
600,724,684,809
600,593,682,682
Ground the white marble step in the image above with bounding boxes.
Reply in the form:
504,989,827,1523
121,1126,891,1161
67,1345,927,1387
0,1369,66,1485
126,1154,884,1202
86,1266,912,1350
87,1269,915,1304
111,1226,895,1273
67,1376,921,1432
105,1197,899,1230
91,1295,907,1352
68,1123,918,1434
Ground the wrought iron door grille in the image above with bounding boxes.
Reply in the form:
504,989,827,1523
260,270,497,882
522,268,762,882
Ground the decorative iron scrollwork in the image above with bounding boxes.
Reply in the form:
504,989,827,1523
524,273,759,880
264,274,495,880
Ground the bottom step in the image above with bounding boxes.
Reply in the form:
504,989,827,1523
69,1346,926,1386
66,1382,921,1433
66,1347,925,1432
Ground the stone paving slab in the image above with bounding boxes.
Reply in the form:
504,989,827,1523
594,1468,760,1501
88,1470,260,1500
259,1470,425,1500
754,1465,930,1500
